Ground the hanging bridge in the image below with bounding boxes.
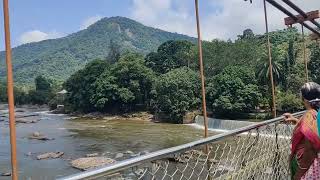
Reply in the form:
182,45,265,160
1,0,319,179
59,112,303,180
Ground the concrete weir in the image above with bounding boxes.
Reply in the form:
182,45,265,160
194,115,257,132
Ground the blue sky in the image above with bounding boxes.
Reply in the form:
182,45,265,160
0,0,319,50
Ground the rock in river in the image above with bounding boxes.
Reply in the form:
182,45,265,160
1,172,11,176
115,153,124,159
71,157,116,171
28,132,54,141
125,151,134,155
16,118,39,124
86,153,99,157
37,152,64,160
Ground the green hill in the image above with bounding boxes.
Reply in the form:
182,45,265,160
0,16,195,84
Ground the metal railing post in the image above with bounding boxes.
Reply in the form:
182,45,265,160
263,0,277,118
301,24,309,82
3,0,18,179
194,0,209,139
194,1,211,178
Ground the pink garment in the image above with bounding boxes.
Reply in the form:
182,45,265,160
301,153,320,180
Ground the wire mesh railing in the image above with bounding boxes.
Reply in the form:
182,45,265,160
59,111,304,180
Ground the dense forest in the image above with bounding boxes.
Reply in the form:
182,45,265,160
62,27,320,122
1,26,320,123
0,17,195,85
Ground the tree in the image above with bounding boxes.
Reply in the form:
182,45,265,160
207,66,261,116
151,67,200,123
256,48,283,85
29,75,53,105
309,43,320,84
35,75,51,91
145,40,195,74
0,82,7,102
65,59,109,112
200,38,262,77
107,39,121,64
14,87,30,105
286,63,305,94
0,82,30,105
277,90,303,112
91,53,155,112
238,29,254,40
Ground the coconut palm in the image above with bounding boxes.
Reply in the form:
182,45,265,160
256,49,283,85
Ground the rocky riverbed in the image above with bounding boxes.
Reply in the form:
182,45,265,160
0,105,214,179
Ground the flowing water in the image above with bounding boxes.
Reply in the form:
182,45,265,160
0,106,215,180
194,116,257,132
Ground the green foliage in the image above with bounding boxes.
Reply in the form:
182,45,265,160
151,67,200,123
91,53,155,112
0,21,307,120
0,17,195,85
28,75,54,105
309,43,320,84
65,59,109,112
267,27,299,47
0,81,31,105
207,66,262,115
35,75,51,91
14,87,30,105
256,47,283,85
200,38,262,76
286,63,305,94
238,29,255,40
281,40,299,91
277,91,303,112
145,40,195,74
107,39,121,63
0,82,6,102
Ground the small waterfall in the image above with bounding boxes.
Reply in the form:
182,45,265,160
194,116,256,132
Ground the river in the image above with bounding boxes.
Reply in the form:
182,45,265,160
0,106,213,179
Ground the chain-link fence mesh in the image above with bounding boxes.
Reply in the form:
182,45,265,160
83,121,294,180
61,114,304,180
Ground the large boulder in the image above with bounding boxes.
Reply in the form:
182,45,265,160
71,157,116,171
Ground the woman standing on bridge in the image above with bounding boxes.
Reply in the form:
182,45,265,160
284,82,320,180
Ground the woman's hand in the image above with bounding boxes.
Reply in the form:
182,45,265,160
283,113,299,125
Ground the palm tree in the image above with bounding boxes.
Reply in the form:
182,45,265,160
257,60,282,85
256,49,282,85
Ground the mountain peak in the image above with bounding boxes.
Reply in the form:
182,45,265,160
0,17,195,84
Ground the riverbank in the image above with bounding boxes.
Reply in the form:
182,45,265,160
69,111,154,122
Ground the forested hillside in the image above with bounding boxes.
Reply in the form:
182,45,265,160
1,18,319,121
62,27,320,121
0,16,195,84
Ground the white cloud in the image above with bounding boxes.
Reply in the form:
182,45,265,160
19,30,64,44
80,15,102,30
130,0,320,41
131,0,196,37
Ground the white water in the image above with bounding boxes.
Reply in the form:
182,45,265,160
194,116,257,131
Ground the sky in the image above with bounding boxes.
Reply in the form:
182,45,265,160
0,0,319,50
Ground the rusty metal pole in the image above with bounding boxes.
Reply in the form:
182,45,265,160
194,2,211,178
3,0,18,179
263,0,277,118
195,0,209,138
301,25,309,82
